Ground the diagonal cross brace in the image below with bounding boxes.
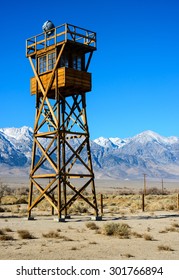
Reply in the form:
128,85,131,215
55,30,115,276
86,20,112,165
28,43,66,131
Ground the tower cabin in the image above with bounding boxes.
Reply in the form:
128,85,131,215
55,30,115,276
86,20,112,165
26,23,96,99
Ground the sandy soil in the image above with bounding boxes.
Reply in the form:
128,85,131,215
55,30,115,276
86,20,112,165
1,177,179,260
0,211,179,260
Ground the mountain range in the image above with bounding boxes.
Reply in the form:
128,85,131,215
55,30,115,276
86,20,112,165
0,126,179,179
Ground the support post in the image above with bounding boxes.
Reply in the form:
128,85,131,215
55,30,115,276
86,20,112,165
100,194,103,216
143,173,147,195
142,193,145,212
51,193,55,215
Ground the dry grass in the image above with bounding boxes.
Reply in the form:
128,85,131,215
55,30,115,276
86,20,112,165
0,229,5,235
0,228,14,241
132,231,143,238
89,241,97,244
143,233,154,241
0,207,5,212
85,222,99,230
102,222,131,239
165,226,179,232
17,230,35,239
3,227,13,232
0,234,14,241
99,193,178,214
123,253,134,258
0,184,178,216
60,235,73,241
158,245,174,251
71,247,77,250
69,201,90,214
42,231,60,239
171,222,179,228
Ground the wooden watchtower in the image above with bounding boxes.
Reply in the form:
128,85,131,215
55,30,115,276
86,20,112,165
26,22,99,220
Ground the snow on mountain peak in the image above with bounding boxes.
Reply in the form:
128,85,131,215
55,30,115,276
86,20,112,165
133,130,179,145
133,130,162,143
93,137,115,149
0,126,33,140
109,137,128,147
94,136,128,149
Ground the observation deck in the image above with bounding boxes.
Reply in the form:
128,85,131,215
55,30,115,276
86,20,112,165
27,23,96,97
26,23,96,57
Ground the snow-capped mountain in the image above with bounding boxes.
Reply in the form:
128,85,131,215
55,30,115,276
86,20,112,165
92,130,179,179
0,126,33,161
1,127,179,179
93,136,128,149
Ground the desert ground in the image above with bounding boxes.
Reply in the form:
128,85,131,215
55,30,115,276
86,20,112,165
0,178,179,260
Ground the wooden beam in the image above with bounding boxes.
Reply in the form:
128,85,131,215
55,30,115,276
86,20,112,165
28,179,59,212
34,138,58,173
28,177,57,210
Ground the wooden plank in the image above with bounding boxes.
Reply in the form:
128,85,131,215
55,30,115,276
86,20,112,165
34,131,57,137
31,67,91,95
32,174,56,178
66,174,93,178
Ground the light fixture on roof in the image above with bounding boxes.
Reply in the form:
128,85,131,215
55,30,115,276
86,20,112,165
42,20,55,36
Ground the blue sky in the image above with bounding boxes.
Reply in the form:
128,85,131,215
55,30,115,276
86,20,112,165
0,0,179,139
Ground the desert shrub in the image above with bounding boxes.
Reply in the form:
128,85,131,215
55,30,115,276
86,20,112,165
71,247,77,250
89,241,97,245
17,230,35,239
172,223,179,228
85,222,99,230
0,229,5,235
0,235,14,241
166,204,175,210
102,222,131,239
165,226,178,232
14,187,28,196
143,233,154,241
1,196,17,205
60,235,73,241
42,231,60,238
123,253,134,258
139,188,169,195
0,183,12,203
69,202,89,214
16,197,28,204
3,227,13,232
0,207,5,212
158,245,174,251
132,231,143,238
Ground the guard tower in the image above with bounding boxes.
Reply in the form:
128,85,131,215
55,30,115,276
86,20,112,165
26,22,99,220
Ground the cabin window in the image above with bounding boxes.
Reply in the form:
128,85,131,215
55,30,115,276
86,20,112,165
48,52,56,70
59,53,69,68
73,56,82,70
39,51,56,74
39,55,46,73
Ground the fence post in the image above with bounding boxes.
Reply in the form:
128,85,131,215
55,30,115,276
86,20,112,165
100,194,103,216
142,194,145,212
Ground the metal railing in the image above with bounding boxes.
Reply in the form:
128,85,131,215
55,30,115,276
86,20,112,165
26,23,96,56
